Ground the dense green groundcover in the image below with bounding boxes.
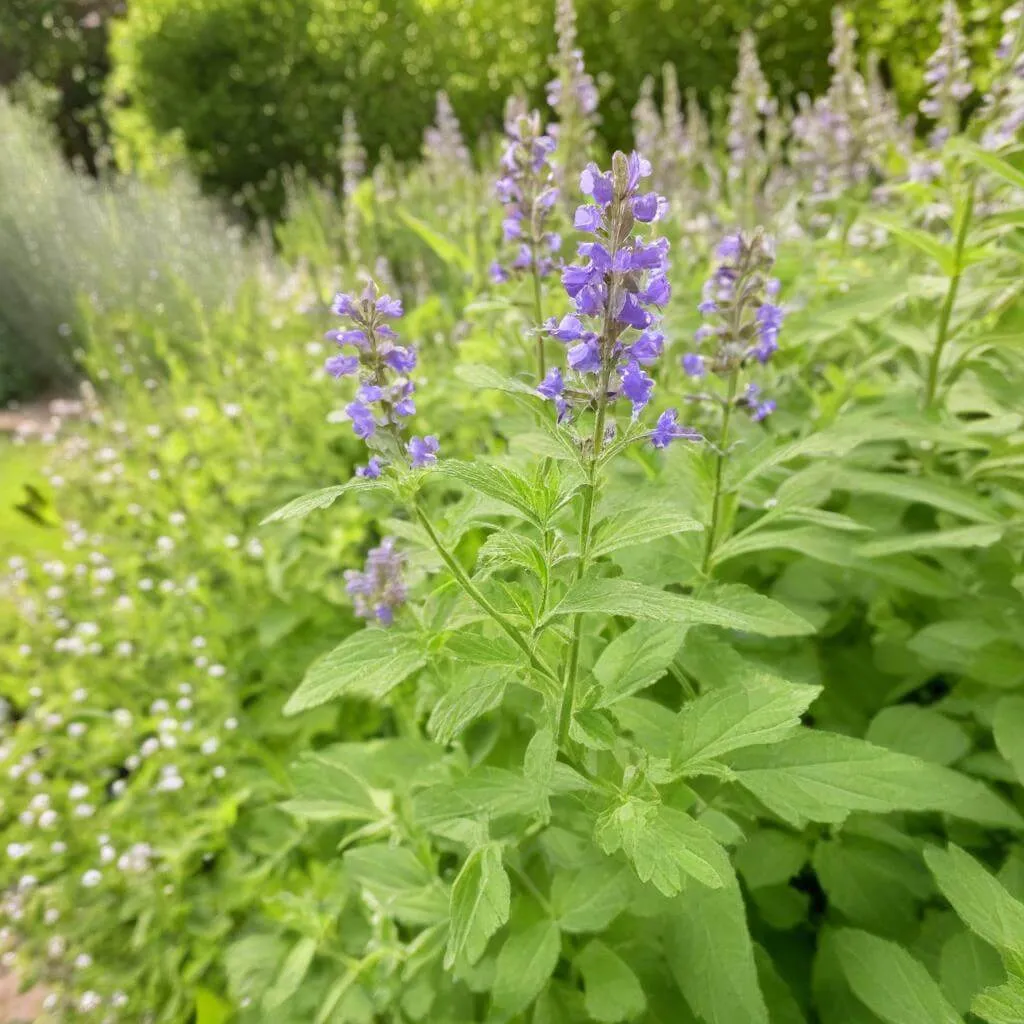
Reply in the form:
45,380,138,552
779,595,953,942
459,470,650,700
2,2,1024,1022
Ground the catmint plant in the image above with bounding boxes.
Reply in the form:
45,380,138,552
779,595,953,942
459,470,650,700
492,103,562,375
921,0,974,147
679,230,783,570
978,4,1024,150
423,90,472,179
547,0,599,206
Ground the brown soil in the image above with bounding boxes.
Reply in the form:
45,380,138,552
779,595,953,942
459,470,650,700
0,972,46,1022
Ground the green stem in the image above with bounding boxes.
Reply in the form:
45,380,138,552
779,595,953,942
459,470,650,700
530,258,546,380
924,178,976,410
414,505,559,686
556,370,611,747
702,370,739,576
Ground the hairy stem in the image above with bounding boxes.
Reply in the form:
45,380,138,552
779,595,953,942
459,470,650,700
414,505,559,686
924,178,976,410
530,257,546,379
702,369,739,576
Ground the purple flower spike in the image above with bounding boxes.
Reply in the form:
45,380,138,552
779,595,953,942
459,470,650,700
408,435,440,468
375,295,403,317
651,409,699,449
344,538,407,626
346,401,377,439
325,354,359,378
547,314,585,341
631,193,663,222
580,163,614,204
384,347,417,373
331,292,358,317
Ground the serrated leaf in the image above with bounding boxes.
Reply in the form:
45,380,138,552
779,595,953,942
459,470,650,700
576,941,647,1023
728,733,1022,829
283,750,384,823
550,577,814,637
673,674,820,771
834,928,963,1024
553,861,632,934
667,874,769,1024
284,629,426,714
491,919,561,1015
859,525,1003,558
428,669,509,745
590,506,702,559
440,460,546,525
263,937,318,1012
925,845,1024,958
261,478,384,524
735,830,807,890
972,974,1024,1024
345,844,448,926
455,362,538,395
595,800,732,895
443,629,522,666
994,697,1024,786
592,622,685,707
445,843,510,969
414,767,544,828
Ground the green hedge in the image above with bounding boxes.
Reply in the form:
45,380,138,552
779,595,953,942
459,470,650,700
108,0,1013,217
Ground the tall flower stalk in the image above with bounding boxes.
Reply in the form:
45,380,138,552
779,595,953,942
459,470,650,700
679,231,783,573
340,108,366,267
921,0,974,147
727,30,776,227
978,4,1024,150
492,105,562,376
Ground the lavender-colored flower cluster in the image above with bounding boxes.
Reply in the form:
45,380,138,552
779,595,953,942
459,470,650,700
980,5,1024,150
681,230,782,422
344,538,407,626
920,0,974,147
727,32,776,186
423,90,471,174
491,105,561,283
323,280,438,474
537,152,695,448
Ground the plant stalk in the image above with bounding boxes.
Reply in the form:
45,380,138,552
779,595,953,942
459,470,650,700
702,369,739,575
924,178,976,410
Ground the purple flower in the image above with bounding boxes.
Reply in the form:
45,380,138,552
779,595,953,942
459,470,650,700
384,347,417,373
752,399,776,422
651,409,699,448
326,328,368,348
325,354,359,378
490,261,510,284
716,234,742,260
344,538,407,626
503,215,523,241
331,292,358,317
346,401,377,439
640,275,671,307
629,329,664,364
408,435,440,468
537,367,564,400
574,205,603,232
375,295,403,317
619,361,654,414
627,237,670,272
568,338,602,374
357,384,384,403
630,193,663,222
682,353,706,378
356,457,384,479
615,292,653,330
580,163,614,205
547,314,585,342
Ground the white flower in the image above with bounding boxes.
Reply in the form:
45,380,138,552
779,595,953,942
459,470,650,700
115,596,133,612
156,536,175,554
150,699,169,714
44,908,60,925
6,843,29,860
222,403,242,418
68,722,87,737
169,511,187,526
18,811,34,827
79,990,102,1012
100,845,116,864
74,804,95,819
138,578,154,591
47,936,66,959
72,686,89,701
69,783,89,801
51,841,67,854
212,766,226,780
223,535,240,549
81,870,102,888
39,810,58,829
209,664,226,678
176,697,193,712
224,717,238,730
113,709,132,727
200,738,219,756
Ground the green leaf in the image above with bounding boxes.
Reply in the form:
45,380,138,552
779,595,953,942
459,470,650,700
673,674,820,772
261,479,384,524
344,844,448,926
414,767,544,828
925,845,1024,958
454,363,538,396
440,460,546,525
283,750,385,823
735,830,808,890
195,989,232,1024
591,506,702,559
592,622,685,707
552,861,632,934
951,139,1024,191
445,843,510,969
576,941,647,1023
859,525,1003,558
550,577,814,637
834,928,963,1024
263,937,318,1012
993,697,1024,786
940,931,1005,1015
866,706,972,766
284,629,426,714
397,208,473,272
667,875,770,1024
830,469,999,523
428,669,509,745
972,974,1024,1024
868,216,958,275
595,800,732,896
443,629,523,666
491,919,561,1016
728,733,1023,829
